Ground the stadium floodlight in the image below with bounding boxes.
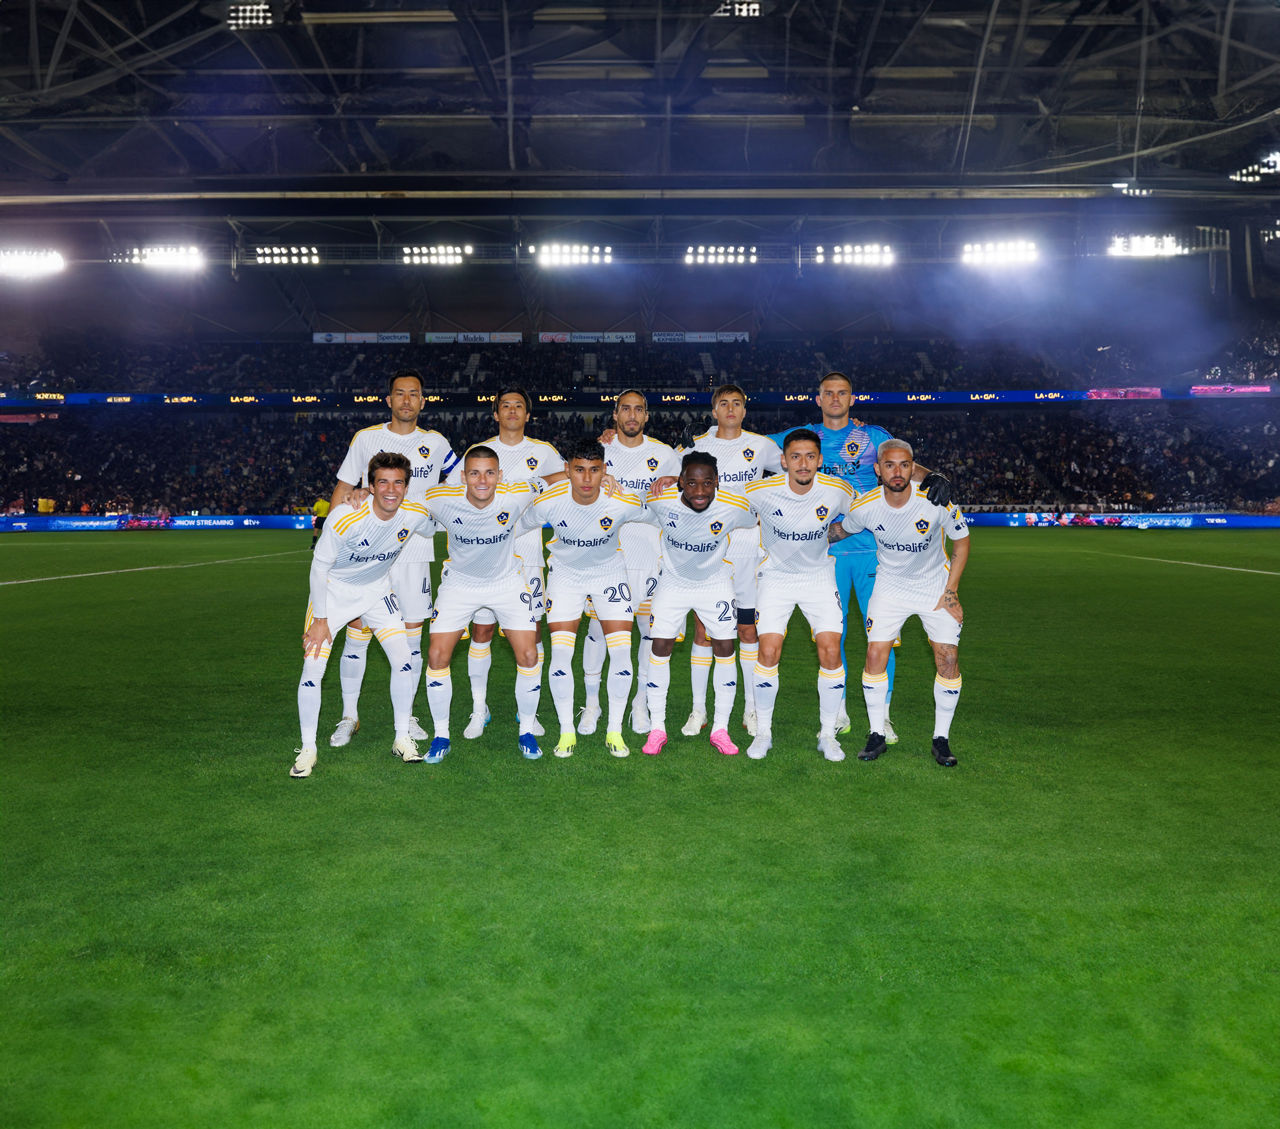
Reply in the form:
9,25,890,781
1106,235,1189,258
814,243,894,267
1111,181,1152,197
228,3,274,30
961,240,1038,266
254,245,320,266
683,244,757,265
528,243,612,266
401,244,473,266
1229,152,1280,183
0,250,66,279
111,245,206,271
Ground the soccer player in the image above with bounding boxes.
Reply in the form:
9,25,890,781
420,446,564,762
829,439,970,767
327,369,457,750
291,453,431,778
743,429,855,763
640,451,758,757
578,389,682,736
672,384,782,739
446,387,564,739
769,371,951,742
517,439,647,758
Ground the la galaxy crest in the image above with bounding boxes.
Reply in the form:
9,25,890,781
646,457,659,471
418,444,430,458
599,516,614,531
815,505,830,520
525,456,539,471
742,448,755,462
397,528,410,542
496,511,511,526
915,518,930,534
709,520,724,535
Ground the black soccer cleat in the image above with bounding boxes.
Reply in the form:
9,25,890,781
858,731,888,761
931,736,958,767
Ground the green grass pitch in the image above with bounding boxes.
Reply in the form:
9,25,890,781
3,529,1278,1128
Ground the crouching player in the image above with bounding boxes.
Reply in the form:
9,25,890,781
743,429,855,762
517,439,645,758
639,451,757,757
291,452,431,778
829,439,970,766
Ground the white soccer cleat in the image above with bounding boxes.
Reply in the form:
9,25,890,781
529,716,546,737
290,747,317,778
463,709,491,739
329,717,359,747
630,698,650,735
392,736,424,763
408,716,429,741
746,732,772,761
681,708,707,737
577,703,602,736
884,717,899,745
742,709,758,737
818,731,846,763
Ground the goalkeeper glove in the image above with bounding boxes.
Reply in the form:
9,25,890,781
921,471,952,507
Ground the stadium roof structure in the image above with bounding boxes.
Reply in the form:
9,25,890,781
3,2,1280,338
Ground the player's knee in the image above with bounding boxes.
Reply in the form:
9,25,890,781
471,623,496,643
709,639,736,659
650,638,675,658
736,612,757,637
757,635,783,666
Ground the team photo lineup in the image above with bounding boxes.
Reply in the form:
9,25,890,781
295,367,966,778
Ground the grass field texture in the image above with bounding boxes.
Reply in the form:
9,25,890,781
3,529,1278,1128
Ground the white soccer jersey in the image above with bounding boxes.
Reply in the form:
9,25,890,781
688,426,781,560
335,423,456,562
604,436,682,559
746,473,855,574
640,487,756,584
839,487,969,595
448,435,564,567
422,481,544,583
309,500,432,616
518,483,646,575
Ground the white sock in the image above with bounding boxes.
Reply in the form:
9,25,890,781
712,654,738,731
581,616,605,709
426,666,452,739
753,661,779,734
690,643,712,713
605,631,633,733
646,651,671,732
818,666,845,733
297,648,331,748
468,638,491,715
548,631,577,733
634,620,653,714
862,669,889,734
515,662,542,733
403,624,423,706
339,625,371,718
377,627,416,740
934,673,962,739
738,641,758,714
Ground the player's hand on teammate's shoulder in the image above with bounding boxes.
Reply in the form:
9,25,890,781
598,427,617,444
650,475,677,498
344,485,371,507
602,473,618,496
921,471,952,507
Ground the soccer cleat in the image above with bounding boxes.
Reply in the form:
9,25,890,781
605,731,630,758
818,731,846,763
681,708,707,737
328,717,359,748
289,747,317,778
630,698,650,735
858,731,887,762
408,716,429,741
746,732,771,761
554,733,577,759
528,716,546,737
392,736,424,763
463,709,491,739
835,706,853,736
709,728,739,756
642,729,668,756
931,736,958,767
424,737,451,764
518,732,543,760
576,703,602,735
884,717,899,745
742,709,758,737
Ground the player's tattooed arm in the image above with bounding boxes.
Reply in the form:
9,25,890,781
827,521,851,543
935,589,964,625
934,535,969,622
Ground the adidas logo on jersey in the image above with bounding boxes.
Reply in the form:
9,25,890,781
358,538,370,548
557,520,569,528
875,524,886,532
771,508,784,517
453,517,464,524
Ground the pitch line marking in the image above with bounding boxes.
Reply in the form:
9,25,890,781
0,549,307,587
1082,551,1280,577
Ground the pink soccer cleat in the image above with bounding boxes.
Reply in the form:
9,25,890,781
642,729,668,756
709,728,739,756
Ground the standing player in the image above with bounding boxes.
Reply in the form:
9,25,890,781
578,389,682,736
743,430,855,762
517,439,646,758
829,439,970,767
769,371,951,741
420,446,564,762
673,384,782,738
291,453,431,778
446,387,564,739
327,369,457,749
639,452,758,757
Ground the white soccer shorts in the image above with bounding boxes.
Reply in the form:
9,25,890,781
725,539,760,610
432,569,540,635
865,583,962,647
472,561,545,627
546,566,635,624
389,555,433,622
306,576,405,637
649,571,739,641
624,543,662,614
754,561,844,638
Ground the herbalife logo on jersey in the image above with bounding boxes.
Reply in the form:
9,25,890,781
915,518,930,534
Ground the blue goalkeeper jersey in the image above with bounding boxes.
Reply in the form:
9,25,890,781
769,420,892,554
